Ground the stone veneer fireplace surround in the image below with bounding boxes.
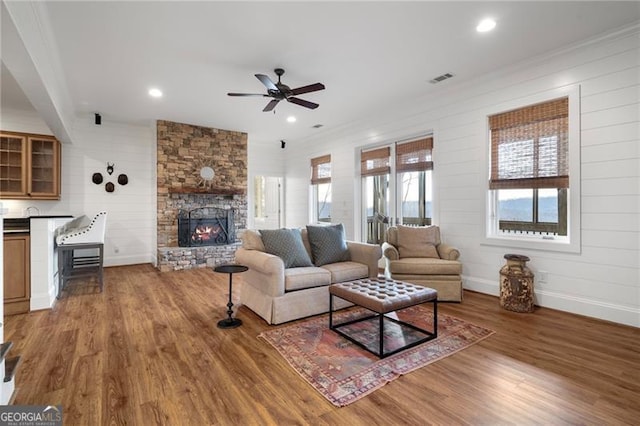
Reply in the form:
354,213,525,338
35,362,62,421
156,120,248,272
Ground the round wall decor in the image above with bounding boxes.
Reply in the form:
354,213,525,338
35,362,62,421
92,172,103,184
105,182,115,193
200,166,215,181
117,174,128,185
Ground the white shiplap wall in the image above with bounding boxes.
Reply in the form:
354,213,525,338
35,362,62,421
1,111,156,266
283,27,640,327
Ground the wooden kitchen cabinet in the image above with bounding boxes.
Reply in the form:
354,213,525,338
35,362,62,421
3,234,30,315
0,132,60,200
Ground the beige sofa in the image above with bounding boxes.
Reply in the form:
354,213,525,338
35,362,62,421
382,225,463,302
235,227,382,324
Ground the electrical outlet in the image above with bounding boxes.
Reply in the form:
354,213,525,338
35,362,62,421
538,270,548,283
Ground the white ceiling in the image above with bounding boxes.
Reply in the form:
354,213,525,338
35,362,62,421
2,1,639,145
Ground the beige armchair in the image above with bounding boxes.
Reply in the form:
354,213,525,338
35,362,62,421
381,225,463,302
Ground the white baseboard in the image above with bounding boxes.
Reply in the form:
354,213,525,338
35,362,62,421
462,276,500,297
463,275,640,328
104,254,153,267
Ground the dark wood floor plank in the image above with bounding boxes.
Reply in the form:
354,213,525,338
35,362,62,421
3,264,639,425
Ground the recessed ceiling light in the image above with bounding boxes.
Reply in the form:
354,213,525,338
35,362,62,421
476,18,496,33
287,116,297,123
148,88,163,98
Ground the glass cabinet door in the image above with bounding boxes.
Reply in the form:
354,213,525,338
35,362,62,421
0,134,27,196
28,137,59,197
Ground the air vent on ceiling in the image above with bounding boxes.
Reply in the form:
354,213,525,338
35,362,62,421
429,73,454,84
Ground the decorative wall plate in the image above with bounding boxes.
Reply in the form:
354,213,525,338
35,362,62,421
118,174,128,185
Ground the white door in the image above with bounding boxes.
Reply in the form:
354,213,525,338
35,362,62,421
253,176,282,229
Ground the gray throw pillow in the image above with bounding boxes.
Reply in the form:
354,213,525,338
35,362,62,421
259,228,313,268
306,224,351,266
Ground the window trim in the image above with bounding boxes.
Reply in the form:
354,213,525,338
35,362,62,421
482,85,581,254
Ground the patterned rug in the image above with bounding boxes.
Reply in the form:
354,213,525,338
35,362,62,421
259,305,494,407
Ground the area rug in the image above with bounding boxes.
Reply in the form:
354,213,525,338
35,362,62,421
258,305,494,407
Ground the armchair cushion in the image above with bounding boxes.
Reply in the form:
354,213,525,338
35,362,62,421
259,228,313,268
306,224,351,266
388,257,462,275
396,225,440,258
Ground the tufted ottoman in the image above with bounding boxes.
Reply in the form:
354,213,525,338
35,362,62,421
329,278,437,358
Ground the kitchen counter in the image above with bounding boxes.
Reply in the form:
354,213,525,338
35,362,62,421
3,216,73,234
4,215,73,220
3,216,75,311
29,215,74,219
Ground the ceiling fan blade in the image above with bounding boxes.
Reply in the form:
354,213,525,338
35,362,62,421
227,92,268,97
255,74,278,91
288,97,319,109
290,83,325,96
263,99,280,112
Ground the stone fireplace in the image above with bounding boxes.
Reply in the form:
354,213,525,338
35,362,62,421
156,120,248,271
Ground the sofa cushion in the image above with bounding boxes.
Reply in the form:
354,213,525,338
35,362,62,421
306,224,351,266
388,257,462,275
300,228,313,258
320,261,368,283
240,229,265,251
285,267,331,291
260,228,313,268
396,225,440,258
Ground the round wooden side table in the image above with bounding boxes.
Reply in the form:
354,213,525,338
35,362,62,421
214,264,248,329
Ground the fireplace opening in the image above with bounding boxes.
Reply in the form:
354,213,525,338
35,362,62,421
178,207,235,247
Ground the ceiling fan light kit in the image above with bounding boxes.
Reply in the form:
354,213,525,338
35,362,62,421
228,68,325,112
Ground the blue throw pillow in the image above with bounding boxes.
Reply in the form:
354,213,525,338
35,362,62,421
259,228,313,268
306,224,351,266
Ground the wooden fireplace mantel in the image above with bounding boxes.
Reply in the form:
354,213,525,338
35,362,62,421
167,187,246,196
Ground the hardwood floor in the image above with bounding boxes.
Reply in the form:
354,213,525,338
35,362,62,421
4,264,639,425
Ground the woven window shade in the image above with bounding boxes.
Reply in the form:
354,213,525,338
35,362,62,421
361,147,390,177
396,137,433,173
489,97,569,190
311,154,331,185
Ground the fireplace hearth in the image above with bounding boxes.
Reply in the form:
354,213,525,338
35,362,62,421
178,207,235,247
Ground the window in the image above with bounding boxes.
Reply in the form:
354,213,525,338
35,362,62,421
396,138,433,226
361,147,390,243
311,155,331,223
360,137,433,244
489,97,569,237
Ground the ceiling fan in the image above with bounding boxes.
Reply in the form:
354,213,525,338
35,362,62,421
228,68,325,112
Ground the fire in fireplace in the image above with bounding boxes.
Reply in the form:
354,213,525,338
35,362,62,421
178,207,235,247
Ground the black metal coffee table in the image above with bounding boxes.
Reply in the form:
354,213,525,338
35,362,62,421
214,264,248,329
